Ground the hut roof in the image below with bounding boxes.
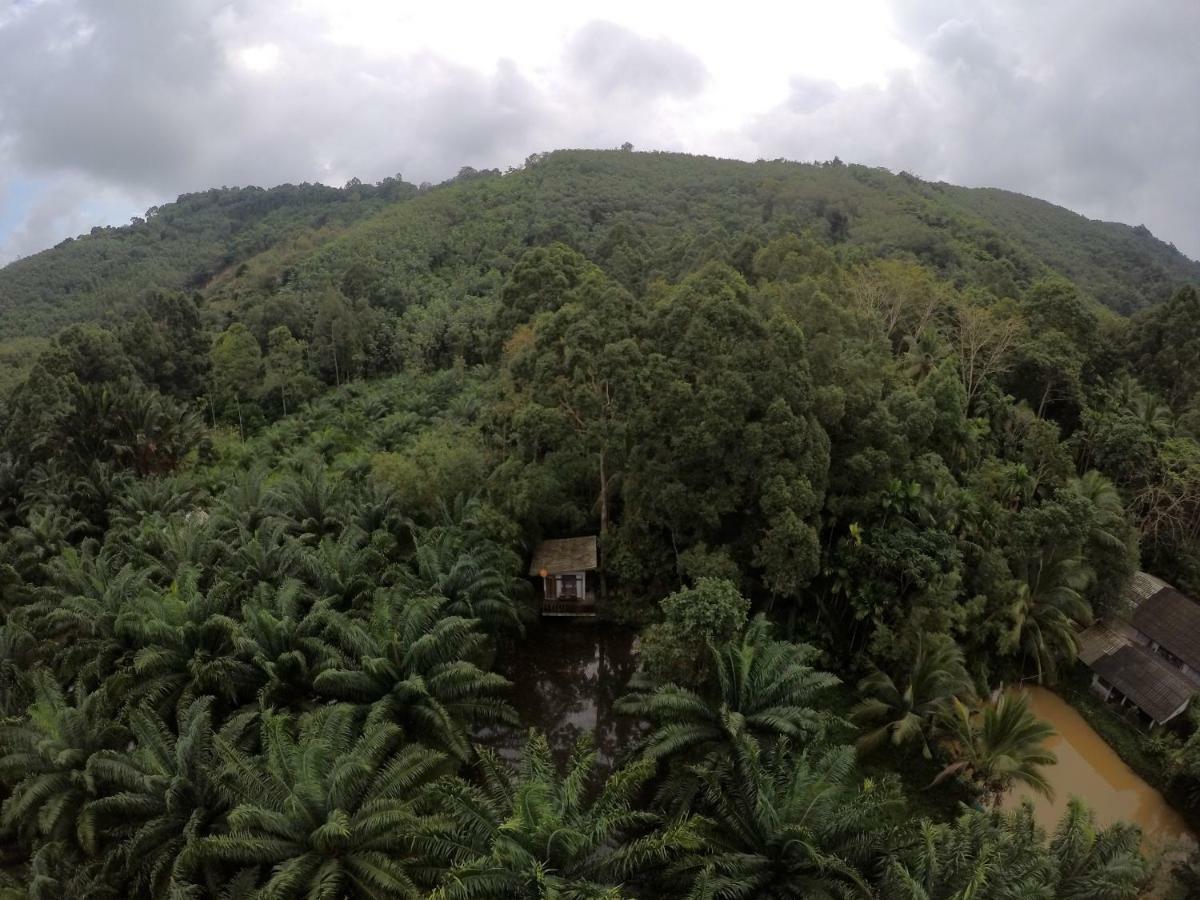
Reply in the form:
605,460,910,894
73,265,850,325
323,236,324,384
1091,644,1196,725
529,536,598,576
1132,586,1200,672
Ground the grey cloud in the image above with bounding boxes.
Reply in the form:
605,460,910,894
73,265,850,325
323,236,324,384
0,4,698,262
566,20,707,99
749,1,1200,259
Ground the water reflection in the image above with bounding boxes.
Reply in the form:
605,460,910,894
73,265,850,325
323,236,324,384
483,619,644,770
1004,686,1194,856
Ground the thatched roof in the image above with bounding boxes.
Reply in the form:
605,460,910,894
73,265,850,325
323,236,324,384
1091,643,1197,725
1131,585,1200,672
529,536,598,576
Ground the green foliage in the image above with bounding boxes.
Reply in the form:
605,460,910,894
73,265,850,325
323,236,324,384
425,732,695,899
200,705,446,899
619,616,841,779
638,578,751,687
3,147,1200,897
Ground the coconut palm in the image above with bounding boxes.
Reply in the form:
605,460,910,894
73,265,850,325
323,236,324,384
1006,549,1094,684
425,732,694,899
851,634,975,758
1069,470,1129,551
617,615,840,776
934,691,1057,805
314,593,515,759
86,698,229,897
199,706,445,899
0,670,128,853
675,742,900,900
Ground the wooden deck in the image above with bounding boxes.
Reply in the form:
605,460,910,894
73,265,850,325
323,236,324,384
542,593,598,617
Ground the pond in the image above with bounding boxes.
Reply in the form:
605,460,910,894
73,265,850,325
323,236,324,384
1003,686,1195,857
485,619,644,770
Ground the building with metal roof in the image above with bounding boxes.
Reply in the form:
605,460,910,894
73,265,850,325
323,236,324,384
1077,571,1200,726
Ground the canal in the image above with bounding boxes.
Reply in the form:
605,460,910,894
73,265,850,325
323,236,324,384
1003,686,1194,857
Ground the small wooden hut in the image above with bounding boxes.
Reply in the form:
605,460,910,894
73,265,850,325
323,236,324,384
529,536,598,617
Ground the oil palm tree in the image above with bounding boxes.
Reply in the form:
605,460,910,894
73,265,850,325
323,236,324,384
424,732,695,899
880,799,1146,900
851,634,975,759
1006,549,1093,684
26,547,150,690
233,580,344,710
117,570,260,717
617,616,840,776
1048,797,1146,900
675,743,900,900
934,691,1057,806
199,706,446,899
85,698,229,897
404,529,528,635
268,464,348,544
314,593,515,759
296,528,385,611
881,803,1054,899
0,670,128,854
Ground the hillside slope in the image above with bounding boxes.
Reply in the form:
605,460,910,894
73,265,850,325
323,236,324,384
1,151,1197,354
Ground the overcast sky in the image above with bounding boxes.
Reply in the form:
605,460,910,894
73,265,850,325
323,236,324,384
1,0,1197,263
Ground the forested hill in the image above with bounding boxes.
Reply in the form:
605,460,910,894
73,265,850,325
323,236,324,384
2,150,1197,348
8,147,1200,897
0,177,415,339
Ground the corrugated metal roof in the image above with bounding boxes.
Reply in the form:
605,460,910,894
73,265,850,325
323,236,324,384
528,536,598,575
1124,571,1171,609
1091,644,1196,724
1078,621,1132,665
1131,587,1200,672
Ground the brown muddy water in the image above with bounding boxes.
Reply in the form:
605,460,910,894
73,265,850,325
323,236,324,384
484,619,644,770
1003,686,1195,858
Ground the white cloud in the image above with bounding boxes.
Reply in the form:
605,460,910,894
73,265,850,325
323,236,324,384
0,0,1197,263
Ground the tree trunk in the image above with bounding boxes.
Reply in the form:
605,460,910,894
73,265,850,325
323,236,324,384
598,447,609,602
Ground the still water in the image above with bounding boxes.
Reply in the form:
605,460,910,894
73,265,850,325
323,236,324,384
1003,686,1194,855
486,619,643,770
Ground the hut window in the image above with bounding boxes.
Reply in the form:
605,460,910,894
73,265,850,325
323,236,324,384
558,574,579,598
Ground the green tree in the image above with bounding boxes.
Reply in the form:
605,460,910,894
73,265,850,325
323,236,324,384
210,323,262,437
199,707,445,899
618,616,839,777
262,324,313,416
314,594,515,759
677,743,900,900
852,634,975,759
425,732,695,899
638,577,750,687
935,691,1057,805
